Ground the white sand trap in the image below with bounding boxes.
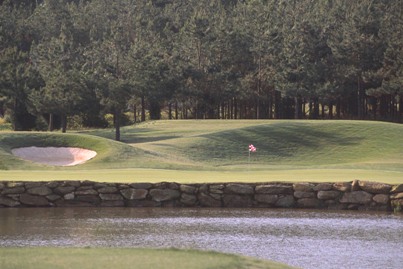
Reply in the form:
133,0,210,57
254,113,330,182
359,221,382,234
11,147,97,166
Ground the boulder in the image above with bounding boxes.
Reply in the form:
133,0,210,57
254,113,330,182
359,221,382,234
75,189,98,195
254,194,278,204
275,195,295,208
99,194,123,201
20,194,49,206
46,194,61,202
391,184,403,193
313,183,333,191
54,186,76,195
294,191,315,199
0,197,21,207
372,194,389,204
198,193,221,207
317,191,340,200
224,184,254,195
333,182,351,192
97,187,118,194
223,194,253,207
256,184,293,194
293,183,315,192
340,191,373,204
390,193,403,199
358,181,391,194
27,186,52,196
7,182,24,188
210,184,225,194
129,183,153,189
64,193,75,200
180,185,197,194
297,198,323,208
150,189,180,202
120,188,148,200
1,187,25,195
180,193,197,206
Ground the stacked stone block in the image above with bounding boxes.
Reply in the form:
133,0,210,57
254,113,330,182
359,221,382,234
0,180,402,212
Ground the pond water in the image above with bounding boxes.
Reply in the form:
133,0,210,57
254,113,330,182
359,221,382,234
0,208,402,269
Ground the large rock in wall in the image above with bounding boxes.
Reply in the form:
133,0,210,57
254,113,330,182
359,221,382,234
0,180,401,212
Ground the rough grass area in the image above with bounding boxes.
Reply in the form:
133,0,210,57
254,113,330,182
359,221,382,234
0,248,294,269
0,120,402,183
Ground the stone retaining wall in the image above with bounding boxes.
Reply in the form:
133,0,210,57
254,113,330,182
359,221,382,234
0,180,402,211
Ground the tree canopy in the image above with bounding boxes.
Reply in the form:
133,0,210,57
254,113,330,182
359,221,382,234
1,0,402,138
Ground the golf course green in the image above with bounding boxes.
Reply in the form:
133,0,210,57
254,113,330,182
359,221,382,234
0,120,402,184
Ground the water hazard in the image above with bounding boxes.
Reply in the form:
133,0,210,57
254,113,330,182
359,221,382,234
0,208,402,269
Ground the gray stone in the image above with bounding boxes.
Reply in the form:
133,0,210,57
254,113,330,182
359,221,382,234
62,181,81,187
75,195,101,204
254,194,278,204
210,184,225,194
223,194,253,207
20,194,49,206
81,180,95,186
198,193,221,207
358,181,391,194
76,186,95,191
46,181,60,188
154,182,179,190
256,184,293,195
351,180,360,191
1,187,25,195
293,183,315,192
120,188,148,200
7,194,20,201
99,194,123,201
340,191,373,204
317,191,340,200
46,194,61,202
294,191,315,199
198,184,209,193
391,184,403,193
180,185,197,194
333,182,351,192
118,184,130,189
7,182,24,188
97,187,118,194
297,198,323,208
150,189,180,202
210,193,222,200
0,197,20,207
313,183,333,191
275,195,295,208
64,193,75,200
0,182,5,190
27,186,52,196
224,184,254,195
180,193,197,206
75,189,98,195
129,183,153,189
54,186,76,195
93,183,109,189
390,193,403,199
25,182,44,189
372,194,389,204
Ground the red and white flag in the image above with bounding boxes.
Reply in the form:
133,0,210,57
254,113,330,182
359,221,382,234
248,144,256,152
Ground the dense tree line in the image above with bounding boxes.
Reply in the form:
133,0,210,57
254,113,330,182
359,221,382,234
0,0,402,140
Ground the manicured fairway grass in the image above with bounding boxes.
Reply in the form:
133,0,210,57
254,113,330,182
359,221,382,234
0,248,294,269
0,120,402,184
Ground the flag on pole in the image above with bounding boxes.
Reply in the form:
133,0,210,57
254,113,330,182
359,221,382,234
249,144,256,152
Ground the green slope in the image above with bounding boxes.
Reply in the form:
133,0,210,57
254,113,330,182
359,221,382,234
0,120,402,183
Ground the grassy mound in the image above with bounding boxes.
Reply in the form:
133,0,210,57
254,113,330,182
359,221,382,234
0,132,146,170
0,120,402,183
0,248,294,269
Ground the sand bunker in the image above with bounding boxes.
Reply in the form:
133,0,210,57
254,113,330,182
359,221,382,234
11,147,97,166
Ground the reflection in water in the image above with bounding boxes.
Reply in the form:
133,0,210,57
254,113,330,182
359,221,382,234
0,208,402,269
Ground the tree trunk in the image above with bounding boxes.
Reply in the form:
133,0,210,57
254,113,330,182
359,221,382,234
48,113,54,132
141,95,146,122
114,109,121,141
61,113,67,133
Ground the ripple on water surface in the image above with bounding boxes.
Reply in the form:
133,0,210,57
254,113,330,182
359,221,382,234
0,208,402,269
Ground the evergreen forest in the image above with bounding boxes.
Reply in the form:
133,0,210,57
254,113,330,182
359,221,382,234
0,0,402,140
